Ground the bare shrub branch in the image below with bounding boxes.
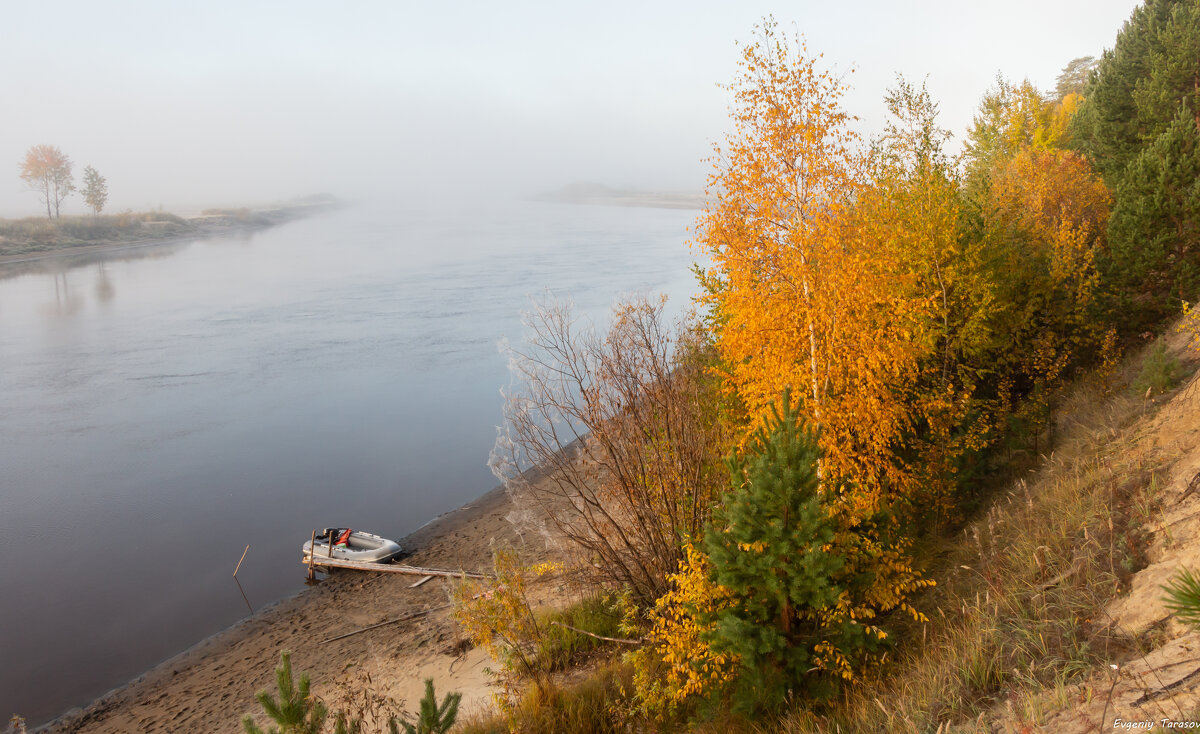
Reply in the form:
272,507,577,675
491,294,727,604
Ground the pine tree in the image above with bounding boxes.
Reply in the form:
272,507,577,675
1133,0,1200,143
701,394,930,713
1072,0,1189,182
1055,56,1097,100
1106,104,1200,319
702,395,842,711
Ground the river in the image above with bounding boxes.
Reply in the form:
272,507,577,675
0,199,701,725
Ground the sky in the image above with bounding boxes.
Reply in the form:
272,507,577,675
0,0,1143,217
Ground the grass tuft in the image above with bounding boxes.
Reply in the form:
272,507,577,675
457,661,634,734
535,593,626,672
1132,341,1185,396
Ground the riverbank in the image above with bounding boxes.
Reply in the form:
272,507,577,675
37,478,546,733
0,196,340,268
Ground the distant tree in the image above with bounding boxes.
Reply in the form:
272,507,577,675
19,144,74,219
80,165,108,216
1055,56,1097,99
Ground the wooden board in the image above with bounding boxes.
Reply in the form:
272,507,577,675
300,554,491,579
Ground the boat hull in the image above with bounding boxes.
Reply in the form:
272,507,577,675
303,530,403,564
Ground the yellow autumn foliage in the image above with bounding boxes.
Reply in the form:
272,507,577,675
627,543,737,719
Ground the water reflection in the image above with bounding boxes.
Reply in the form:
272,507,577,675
46,272,84,316
95,263,114,303
0,239,192,283
234,576,254,614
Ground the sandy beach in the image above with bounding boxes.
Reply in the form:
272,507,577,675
38,481,544,733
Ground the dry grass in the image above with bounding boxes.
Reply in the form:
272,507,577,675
0,211,191,256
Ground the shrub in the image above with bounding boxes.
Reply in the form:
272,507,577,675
491,295,730,604
536,593,626,671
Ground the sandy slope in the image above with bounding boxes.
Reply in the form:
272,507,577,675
1020,325,1200,732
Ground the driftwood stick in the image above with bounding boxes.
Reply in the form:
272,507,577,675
321,603,453,644
233,544,250,578
1038,556,1085,591
548,620,642,645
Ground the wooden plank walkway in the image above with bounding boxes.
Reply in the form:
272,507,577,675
300,554,492,579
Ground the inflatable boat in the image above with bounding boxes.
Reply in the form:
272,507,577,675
303,528,403,564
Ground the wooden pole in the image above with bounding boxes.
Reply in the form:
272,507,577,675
307,530,316,581
233,544,250,578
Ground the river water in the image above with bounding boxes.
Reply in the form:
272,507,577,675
0,200,701,725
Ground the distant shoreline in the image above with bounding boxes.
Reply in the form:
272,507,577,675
0,198,341,270
533,182,707,210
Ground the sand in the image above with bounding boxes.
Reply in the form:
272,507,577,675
38,483,549,733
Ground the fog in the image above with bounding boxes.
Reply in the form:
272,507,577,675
0,0,1141,218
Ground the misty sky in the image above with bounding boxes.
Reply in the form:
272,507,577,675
0,1,1141,217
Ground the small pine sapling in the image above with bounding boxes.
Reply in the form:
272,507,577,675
242,651,328,734
389,679,461,734
1163,566,1200,629
332,713,362,734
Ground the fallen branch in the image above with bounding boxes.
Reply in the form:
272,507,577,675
548,620,642,645
1131,664,1200,707
321,603,452,644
